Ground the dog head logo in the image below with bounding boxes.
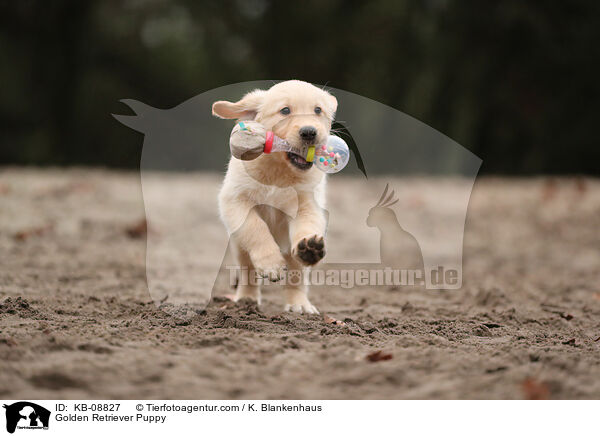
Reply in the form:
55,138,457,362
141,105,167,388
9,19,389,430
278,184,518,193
3,402,50,434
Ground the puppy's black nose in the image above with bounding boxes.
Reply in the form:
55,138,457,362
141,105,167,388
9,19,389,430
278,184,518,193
299,126,317,141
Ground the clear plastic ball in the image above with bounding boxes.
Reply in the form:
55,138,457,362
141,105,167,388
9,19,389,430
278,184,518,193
313,135,350,173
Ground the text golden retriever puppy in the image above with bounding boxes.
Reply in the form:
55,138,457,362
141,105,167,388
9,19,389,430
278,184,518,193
212,80,337,313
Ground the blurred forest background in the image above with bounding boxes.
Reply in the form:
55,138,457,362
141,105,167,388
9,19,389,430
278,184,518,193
0,0,598,174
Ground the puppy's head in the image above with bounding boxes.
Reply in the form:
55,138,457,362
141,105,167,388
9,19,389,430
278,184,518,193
212,80,337,171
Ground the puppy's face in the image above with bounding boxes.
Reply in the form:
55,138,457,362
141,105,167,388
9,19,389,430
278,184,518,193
212,80,337,171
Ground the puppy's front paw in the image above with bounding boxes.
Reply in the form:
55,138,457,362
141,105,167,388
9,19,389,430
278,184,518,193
293,235,325,266
252,251,287,282
284,302,319,314
284,291,319,314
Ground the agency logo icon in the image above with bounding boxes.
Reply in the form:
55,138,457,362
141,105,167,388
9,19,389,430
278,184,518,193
3,402,50,434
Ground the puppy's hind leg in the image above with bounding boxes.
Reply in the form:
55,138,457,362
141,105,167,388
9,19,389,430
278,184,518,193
233,246,262,304
282,253,318,314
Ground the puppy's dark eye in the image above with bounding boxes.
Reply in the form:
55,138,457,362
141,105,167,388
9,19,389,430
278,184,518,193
280,107,291,115
314,107,322,115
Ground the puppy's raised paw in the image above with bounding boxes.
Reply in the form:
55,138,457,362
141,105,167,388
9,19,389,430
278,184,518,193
293,235,325,266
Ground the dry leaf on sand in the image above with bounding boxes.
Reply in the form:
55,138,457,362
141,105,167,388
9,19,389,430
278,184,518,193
324,314,346,326
521,378,550,400
366,350,393,362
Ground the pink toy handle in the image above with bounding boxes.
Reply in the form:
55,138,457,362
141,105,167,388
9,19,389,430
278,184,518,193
264,131,274,153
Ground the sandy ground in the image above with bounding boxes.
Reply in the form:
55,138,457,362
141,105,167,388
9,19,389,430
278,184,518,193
0,168,599,399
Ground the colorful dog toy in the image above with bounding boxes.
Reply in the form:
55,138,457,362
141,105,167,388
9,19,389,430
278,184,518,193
229,121,350,174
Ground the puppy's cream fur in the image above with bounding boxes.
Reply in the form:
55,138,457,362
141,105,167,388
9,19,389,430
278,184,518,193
212,80,337,313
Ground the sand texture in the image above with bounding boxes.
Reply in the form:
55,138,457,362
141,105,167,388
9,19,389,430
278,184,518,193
1,168,599,399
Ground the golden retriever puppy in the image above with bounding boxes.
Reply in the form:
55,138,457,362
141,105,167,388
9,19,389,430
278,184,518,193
212,80,337,314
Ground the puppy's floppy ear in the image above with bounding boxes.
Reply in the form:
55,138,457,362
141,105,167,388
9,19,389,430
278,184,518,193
326,93,338,119
328,94,338,112
212,89,266,120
